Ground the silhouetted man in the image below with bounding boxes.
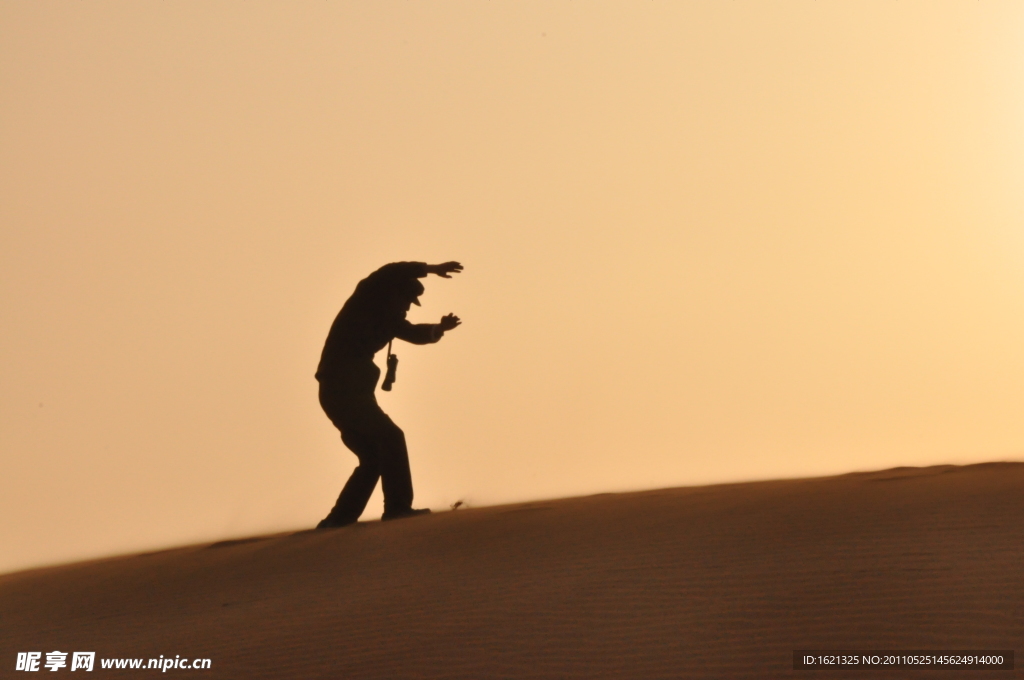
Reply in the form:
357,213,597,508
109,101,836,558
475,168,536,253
315,261,463,528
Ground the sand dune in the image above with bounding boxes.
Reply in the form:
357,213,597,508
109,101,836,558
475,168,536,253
2,462,1021,678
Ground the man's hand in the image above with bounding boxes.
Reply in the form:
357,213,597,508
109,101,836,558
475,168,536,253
439,313,461,331
427,261,463,278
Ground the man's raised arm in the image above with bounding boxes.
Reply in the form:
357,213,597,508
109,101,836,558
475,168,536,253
425,262,463,278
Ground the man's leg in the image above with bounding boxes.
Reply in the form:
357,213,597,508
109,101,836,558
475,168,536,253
318,385,384,528
372,415,415,516
319,428,381,527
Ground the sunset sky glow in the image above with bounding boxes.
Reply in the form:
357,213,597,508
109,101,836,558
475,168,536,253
2,1,1023,574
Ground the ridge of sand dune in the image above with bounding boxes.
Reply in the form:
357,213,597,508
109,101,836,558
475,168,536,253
2,462,1022,678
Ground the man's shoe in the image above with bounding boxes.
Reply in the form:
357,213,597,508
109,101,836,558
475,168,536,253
381,508,431,522
316,516,356,530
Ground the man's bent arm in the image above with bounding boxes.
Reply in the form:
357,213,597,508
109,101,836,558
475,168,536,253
394,321,443,345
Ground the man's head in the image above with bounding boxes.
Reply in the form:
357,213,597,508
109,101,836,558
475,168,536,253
392,277,425,309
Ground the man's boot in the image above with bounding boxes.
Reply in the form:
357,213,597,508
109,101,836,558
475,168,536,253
381,508,431,521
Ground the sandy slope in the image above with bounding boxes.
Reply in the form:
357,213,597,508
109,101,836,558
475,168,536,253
2,463,1022,679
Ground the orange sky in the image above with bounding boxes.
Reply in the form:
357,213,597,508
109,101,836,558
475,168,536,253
2,1,1023,574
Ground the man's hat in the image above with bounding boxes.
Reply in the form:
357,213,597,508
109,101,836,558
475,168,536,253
396,277,425,306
